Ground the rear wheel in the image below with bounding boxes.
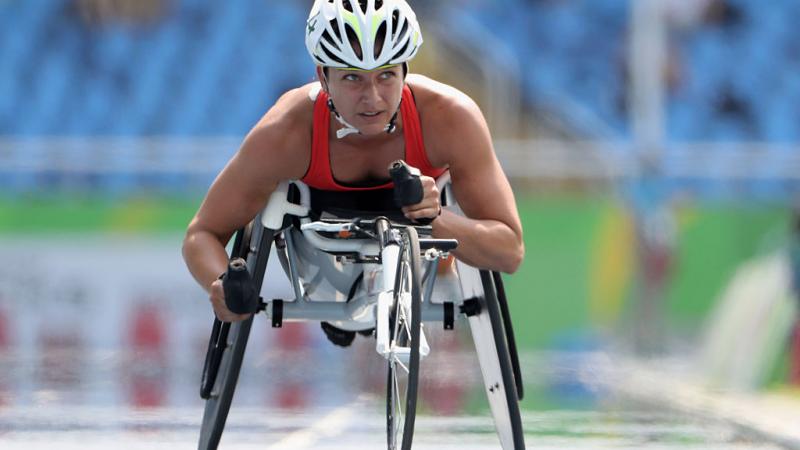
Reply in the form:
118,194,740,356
386,227,422,450
478,270,525,450
198,223,274,450
491,271,523,400
198,317,254,450
200,223,253,400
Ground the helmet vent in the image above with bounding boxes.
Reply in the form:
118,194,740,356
390,9,399,36
321,43,347,66
322,33,340,52
344,23,363,59
392,38,410,62
374,21,387,58
328,19,342,41
343,0,369,14
395,15,408,41
317,40,345,64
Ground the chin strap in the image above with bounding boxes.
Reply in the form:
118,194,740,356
328,99,360,138
327,98,400,139
385,109,399,134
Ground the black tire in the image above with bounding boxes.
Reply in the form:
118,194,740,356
200,223,253,400
199,319,228,400
198,317,254,450
479,270,525,450
198,224,275,450
386,227,422,450
492,271,523,400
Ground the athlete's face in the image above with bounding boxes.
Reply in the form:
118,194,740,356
321,65,404,137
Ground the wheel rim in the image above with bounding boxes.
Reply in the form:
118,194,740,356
388,284,411,449
387,228,421,450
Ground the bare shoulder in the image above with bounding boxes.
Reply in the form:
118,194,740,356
237,83,318,180
254,82,318,131
406,74,490,167
406,74,481,118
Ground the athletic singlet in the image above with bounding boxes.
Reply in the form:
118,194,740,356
301,85,447,191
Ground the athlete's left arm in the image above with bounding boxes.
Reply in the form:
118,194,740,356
427,97,524,274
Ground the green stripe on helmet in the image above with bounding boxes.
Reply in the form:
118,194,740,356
340,64,399,72
371,15,382,43
342,11,362,43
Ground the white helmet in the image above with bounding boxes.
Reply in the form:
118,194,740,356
305,0,423,71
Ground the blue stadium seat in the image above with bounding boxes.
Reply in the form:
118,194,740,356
0,1,314,138
2,0,800,199
1,1,798,147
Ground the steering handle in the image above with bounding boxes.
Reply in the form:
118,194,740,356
222,258,260,315
389,160,433,226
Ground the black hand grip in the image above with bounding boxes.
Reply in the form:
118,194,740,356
222,258,259,315
389,160,434,225
389,160,424,207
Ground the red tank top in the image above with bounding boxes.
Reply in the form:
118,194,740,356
301,85,446,191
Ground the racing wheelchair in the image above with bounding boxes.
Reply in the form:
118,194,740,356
197,162,525,450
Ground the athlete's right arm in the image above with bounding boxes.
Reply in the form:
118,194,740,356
182,88,311,321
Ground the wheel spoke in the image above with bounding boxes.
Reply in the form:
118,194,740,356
392,370,405,443
394,358,409,374
394,374,403,425
402,313,412,338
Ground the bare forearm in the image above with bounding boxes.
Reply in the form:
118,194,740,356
431,209,524,273
182,230,232,293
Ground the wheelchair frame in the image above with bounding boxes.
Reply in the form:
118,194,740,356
197,176,525,450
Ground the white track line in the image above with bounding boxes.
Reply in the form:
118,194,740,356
613,358,800,449
266,402,359,450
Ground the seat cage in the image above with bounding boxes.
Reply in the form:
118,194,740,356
257,174,470,333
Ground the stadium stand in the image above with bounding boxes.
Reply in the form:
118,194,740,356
0,0,797,141
0,0,313,137
456,0,799,142
0,0,798,198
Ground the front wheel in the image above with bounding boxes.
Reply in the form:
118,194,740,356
387,227,422,450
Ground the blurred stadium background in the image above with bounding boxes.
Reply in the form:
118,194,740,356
1,0,800,444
